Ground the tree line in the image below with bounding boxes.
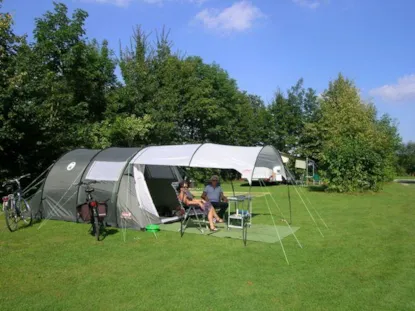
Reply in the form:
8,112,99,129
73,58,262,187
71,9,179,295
1,2,413,192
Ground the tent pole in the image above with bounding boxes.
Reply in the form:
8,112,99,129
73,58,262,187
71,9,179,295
230,172,236,197
23,178,45,197
287,181,292,225
22,162,55,194
284,164,295,225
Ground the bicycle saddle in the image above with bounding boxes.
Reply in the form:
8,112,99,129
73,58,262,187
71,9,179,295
85,187,94,193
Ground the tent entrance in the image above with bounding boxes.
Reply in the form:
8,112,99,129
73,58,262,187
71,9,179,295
142,164,182,217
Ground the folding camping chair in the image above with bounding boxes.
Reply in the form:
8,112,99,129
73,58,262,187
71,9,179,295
171,182,208,236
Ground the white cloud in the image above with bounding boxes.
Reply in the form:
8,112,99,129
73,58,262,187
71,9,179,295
194,1,264,33
292,0,322,9
369,74,415,102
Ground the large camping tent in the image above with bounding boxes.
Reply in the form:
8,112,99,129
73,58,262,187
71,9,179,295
29,144,286,230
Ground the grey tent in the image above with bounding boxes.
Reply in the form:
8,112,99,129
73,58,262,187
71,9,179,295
29,147,183,229
28,143,287,230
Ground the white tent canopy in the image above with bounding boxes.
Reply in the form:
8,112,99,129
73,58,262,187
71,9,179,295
131,143,287,184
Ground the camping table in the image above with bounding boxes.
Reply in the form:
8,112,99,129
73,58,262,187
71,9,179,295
227,195,253,230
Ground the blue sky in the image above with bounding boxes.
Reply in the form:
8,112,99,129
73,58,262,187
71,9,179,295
3,0,415,142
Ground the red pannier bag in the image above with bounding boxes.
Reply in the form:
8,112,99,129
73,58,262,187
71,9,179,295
97,202,108,219
76,203,91,222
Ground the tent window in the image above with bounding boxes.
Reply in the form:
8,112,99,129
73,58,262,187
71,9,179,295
146,165,175,179
86,161,126,181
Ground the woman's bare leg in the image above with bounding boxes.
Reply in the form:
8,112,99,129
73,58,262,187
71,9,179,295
186,199,204,209
208,209,215,229
211,208,223,222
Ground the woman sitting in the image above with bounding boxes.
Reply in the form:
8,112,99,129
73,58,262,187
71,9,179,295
178,180,223,231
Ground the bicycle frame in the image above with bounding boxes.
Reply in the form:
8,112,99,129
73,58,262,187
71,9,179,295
76,180,108,241
2,174,32,232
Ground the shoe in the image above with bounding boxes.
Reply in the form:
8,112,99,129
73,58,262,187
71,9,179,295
209,227,219,232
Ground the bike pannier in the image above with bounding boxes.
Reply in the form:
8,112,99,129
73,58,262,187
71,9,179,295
97,202,107,218
76,203,91,222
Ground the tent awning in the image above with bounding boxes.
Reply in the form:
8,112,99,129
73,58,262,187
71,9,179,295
130,143,286,184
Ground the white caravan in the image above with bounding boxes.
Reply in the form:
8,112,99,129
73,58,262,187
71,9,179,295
242,166,283,183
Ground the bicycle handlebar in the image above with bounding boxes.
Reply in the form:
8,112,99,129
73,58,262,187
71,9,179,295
2,174,31,187
75,180,106,186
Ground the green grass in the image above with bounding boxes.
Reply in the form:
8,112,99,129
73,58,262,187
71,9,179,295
1,181,415,311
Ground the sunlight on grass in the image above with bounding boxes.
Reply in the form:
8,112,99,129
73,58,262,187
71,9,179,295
1,182,414,310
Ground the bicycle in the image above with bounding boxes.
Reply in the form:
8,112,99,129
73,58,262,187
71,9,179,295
76,180,108,241
2,174,32,232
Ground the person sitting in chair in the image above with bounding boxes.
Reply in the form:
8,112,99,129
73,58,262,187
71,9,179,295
178,181,223,232
201,175,229,218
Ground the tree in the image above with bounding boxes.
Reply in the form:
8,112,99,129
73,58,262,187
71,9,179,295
0,2,118,178
307,74,401,192
86,114,154,149
373,113,401,181
119,27,258,146
398,142,415,175
267,79,319,153
244,94,270,145
267,90,288,150
0,1,29,176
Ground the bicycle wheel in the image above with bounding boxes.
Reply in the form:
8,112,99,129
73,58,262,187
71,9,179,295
19,198,32,226
93,211,100,241
4,202,18,232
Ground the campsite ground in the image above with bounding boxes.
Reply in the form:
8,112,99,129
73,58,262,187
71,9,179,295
0,181,414,311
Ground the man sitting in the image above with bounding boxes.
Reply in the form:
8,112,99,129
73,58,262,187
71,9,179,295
201,175,229,219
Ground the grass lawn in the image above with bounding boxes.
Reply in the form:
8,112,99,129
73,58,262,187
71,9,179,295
1,181,414,310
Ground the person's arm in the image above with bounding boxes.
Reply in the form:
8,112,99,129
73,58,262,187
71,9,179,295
178,191,184,202
179,190,189,205
201,186,209,201
220,187,227,202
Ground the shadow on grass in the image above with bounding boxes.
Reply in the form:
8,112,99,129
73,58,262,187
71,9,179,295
1,214,41,232
89,226,119,241
395,179,415,184
32,217,43,225
1,221,34,233
305,185,327,192
101,228,119,240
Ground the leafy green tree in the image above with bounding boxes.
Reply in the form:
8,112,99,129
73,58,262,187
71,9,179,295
0,1,21,98
86,114,154,149
0,1,29,176
0,2,117,178
118,26,156,116
244,94,270,145
373,113,401,181
308,74,401,192
267,90,290,151
397,142,415,175
119,27,258,146
267,79,318,153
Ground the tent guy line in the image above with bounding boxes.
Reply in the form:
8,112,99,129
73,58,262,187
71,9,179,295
259,179,303,249
283,165,327,237
259,179,290,264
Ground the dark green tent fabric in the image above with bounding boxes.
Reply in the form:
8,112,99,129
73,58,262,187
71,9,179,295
40,149,100,221
29,147,183,229
77,147,141,227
